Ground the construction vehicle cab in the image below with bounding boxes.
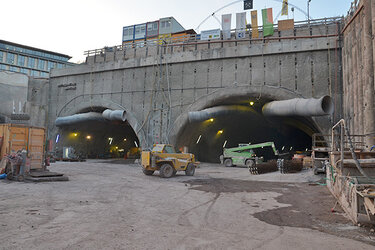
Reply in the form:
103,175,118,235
141,144,199,178
220,142,279,167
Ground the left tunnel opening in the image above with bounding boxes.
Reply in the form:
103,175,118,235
55,108,139,160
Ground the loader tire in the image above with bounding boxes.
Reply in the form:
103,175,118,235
185,164,195,176
143,169,154,176
245,159,255,168
224,159,233,167
159,164,174,178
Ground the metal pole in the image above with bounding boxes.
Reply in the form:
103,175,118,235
308,0,311,29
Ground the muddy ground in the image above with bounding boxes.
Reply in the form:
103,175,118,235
0,160,374,249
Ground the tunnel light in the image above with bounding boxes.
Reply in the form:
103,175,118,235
86,135,91,140
108,137,113,145
196,135,202,144
223,140,227,148
209,118,214,122
55,134,60,143
282,146,285,151
123,138,127,141
290,146,293,151
73,133,78,137
306,148,308,151
115,146,118,150
249,101,254,106
217,130,223,135
119,149,124,152
134,141,138,147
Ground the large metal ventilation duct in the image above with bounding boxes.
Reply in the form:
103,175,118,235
188,105,254,123
55,109,126,127
262,96,334,117
102,109,126,121
55,112,106,127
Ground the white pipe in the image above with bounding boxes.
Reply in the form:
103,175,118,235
188,105,254,123
55,112,105,127
262,96,334,117
55,109,126,127
102,109,126,121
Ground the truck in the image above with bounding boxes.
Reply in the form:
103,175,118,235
220,142,279,167
141,144,199,178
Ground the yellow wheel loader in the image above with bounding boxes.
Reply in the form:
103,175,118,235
141,144,199,178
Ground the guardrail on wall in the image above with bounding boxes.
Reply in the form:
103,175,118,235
84,17,343,57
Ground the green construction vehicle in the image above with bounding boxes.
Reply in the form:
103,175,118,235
219,142,279,167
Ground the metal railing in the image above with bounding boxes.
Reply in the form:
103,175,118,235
84,17,343,57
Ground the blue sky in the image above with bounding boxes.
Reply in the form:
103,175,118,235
0,0,353,62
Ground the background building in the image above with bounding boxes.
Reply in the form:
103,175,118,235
0,39,74,77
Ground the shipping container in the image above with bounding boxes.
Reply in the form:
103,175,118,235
146,20,159,38
159,17,185,35
0,124,45,171
134,23,147,40
123,25,135,42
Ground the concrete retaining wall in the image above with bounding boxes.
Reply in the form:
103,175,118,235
49,22,342,148
342,0,375,148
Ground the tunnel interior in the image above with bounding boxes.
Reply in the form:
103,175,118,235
55,107,139,159
177,97,317,163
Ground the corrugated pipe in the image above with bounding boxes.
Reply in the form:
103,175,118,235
262,96,334,117
188,105,255,123
55,112,106,127
102,109,126,121
55,109,126,127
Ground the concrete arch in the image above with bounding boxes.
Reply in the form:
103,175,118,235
169,85,324,145
57,98,147,148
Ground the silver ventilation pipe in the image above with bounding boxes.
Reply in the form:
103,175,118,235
262,96,334,117
55,109,127,127
188,105,255,123
102,109,126,121
55,112,105,127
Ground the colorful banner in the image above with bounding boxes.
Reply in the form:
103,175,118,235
278,19,294,31
158,34,171,44
222,14,232,40
262,8,274,37
282,0,288,16
200,29,221,40
251,10,259,38
236,12,247,39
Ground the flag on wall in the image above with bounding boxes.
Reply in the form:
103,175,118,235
262,8,274,37
236,12,247,39
222,14,232,40
251,10,259,38
282,0,288,16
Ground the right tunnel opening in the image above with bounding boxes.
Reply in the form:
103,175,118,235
176,97,320,163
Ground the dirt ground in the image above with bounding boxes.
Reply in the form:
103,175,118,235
1,160,375,249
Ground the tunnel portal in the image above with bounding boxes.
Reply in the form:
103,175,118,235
176,97,317,163
55,107,139,159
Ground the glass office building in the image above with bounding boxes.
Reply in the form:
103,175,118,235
0,40,74,77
